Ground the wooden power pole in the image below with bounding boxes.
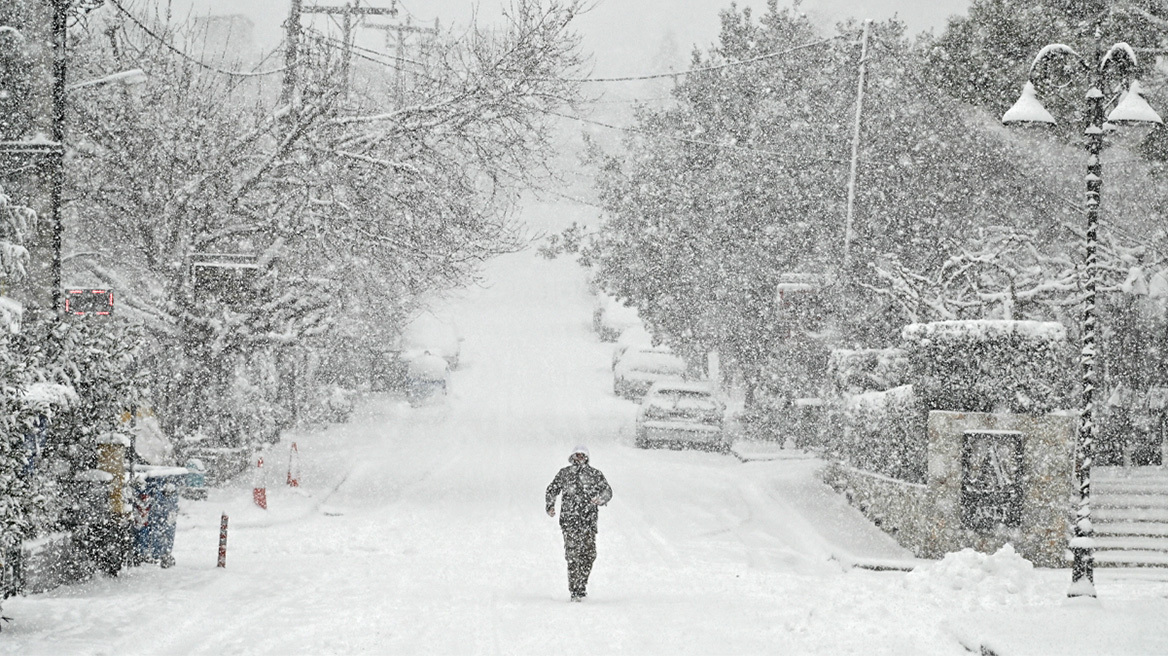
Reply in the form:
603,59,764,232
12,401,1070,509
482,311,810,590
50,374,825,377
364,17,438,92
300,1,397,99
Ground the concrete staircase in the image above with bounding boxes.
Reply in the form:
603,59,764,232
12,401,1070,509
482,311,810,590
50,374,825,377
1092,467,1168,568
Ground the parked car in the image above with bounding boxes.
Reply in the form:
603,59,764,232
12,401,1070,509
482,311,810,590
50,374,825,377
635,381,727,452
400,312,463,370
612,326,654,370
613,347,687,400
405,352,450,406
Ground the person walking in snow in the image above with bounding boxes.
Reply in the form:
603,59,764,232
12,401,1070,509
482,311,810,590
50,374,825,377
546,445,613,601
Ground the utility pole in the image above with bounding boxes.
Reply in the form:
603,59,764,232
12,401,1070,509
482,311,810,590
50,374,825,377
841,19,870,280
302,1,397,99
49,0,68,314
364,17,438,93
282,0,302,115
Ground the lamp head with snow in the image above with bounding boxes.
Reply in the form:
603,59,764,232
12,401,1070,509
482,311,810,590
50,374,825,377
65,289,113,316
1001,81,1057,126
1106,80,1163,125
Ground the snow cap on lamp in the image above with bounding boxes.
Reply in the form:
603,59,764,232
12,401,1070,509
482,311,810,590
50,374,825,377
1107,80,1163,125
1002,81,1056,125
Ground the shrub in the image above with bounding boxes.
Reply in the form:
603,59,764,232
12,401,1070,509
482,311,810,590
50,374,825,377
901,320,1072,415
828,347,908,394
832,385,927,483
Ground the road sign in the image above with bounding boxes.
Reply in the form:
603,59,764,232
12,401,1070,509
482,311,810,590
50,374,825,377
65,288,113,316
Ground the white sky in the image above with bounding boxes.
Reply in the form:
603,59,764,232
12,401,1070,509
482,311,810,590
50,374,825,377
166,0,970,76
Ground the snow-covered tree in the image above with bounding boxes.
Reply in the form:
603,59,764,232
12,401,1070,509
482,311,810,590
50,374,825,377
0,188,42,611
63,1,585,449
575,3,1065,399
925,0,1168,152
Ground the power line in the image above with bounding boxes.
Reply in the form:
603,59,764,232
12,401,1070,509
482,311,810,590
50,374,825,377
107,0,287,78
546,109,848,165
306,25,849,164
305,27,428,70
557,37,840,83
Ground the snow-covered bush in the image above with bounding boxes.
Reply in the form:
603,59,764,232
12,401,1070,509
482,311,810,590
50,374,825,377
0,187,42,606
828,347,908,394
902,320,1072,415
13,310,147,580
832,385,927,483
818,347,918,479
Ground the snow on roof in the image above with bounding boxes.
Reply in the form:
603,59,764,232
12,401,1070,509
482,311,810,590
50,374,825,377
21,382,79,410
902,320,1066,343
1150,271,1168,299
407,353,449,380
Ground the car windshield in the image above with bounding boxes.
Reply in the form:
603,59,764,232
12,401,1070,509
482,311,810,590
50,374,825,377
649,389,718,410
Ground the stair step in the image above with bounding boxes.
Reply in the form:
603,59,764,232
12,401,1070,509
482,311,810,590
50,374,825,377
1095,522,1168,538
1094,483,1168,496
1093,493,1168,509
1094,507,1168,523
1094,550,1168,568
1096,467,1168,480
1094,536,1168,552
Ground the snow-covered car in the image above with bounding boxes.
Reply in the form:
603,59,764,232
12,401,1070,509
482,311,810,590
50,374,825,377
613,347,687,400
635,381,727,452
611,325,654,370
400,312,463,369
593,293,641,342
405,352,450,406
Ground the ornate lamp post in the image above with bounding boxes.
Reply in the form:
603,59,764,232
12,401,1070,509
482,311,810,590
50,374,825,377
1003,36,1163,598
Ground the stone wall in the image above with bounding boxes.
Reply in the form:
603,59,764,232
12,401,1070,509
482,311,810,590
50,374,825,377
925,411,1075,567
822,410,1076,567
821,462,932,556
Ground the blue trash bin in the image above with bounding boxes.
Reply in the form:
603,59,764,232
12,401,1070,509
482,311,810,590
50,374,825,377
132,466,188,568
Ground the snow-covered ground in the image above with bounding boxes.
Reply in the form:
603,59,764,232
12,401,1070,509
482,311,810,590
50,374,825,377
5,206,1168,654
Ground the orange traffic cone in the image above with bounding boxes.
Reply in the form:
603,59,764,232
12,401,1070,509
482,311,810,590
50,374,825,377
287,442,300,487
253,457,267,509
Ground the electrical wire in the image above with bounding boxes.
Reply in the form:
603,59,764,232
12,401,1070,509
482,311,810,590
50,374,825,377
301,18,849,163
556,37,841,83
545,109,848,165
304,27,428,70
106,0,288,78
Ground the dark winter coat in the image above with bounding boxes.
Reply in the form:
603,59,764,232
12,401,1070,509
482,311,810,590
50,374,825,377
546,459,613,533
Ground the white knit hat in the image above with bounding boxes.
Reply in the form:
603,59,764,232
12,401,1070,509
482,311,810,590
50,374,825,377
571,445,589,456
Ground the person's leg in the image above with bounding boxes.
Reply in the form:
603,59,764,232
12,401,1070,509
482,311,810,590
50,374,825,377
578,531,597,595
563,530,585,598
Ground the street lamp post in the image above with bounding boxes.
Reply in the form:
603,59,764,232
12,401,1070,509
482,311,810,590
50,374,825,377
1003,35,1163,598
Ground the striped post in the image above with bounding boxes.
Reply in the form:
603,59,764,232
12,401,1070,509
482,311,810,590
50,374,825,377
217,513,228,568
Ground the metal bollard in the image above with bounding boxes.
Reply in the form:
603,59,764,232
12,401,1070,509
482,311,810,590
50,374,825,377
217,512,228,568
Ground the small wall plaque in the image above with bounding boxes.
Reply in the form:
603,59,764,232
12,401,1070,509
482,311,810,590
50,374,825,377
960,430,1024,531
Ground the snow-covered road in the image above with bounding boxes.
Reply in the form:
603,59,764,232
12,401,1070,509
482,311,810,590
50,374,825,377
8,208,1156,655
